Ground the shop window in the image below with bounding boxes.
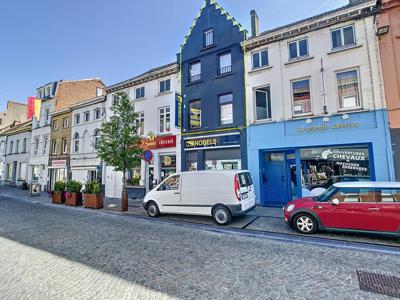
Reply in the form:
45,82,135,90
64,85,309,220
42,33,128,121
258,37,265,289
160,155,176,181
189,100,201,129
159,79,171,93
32,165,40,181
186,151,198,171
255,87,271,120
331,25,355,50
205,149,241,170
219,94,233,125
19,163,27,180
288,38,308,60
189,62,201,83
252,49,269,69
137,112,144,135
336,69,360,110
159,107,171,133
127,168,141,186
204,28,213,47
218,52,231,75
291,79,312,116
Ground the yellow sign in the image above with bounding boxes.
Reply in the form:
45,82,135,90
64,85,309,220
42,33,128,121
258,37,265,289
186,138,218,148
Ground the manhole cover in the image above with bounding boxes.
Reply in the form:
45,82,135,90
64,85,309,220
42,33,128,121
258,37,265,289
357,270,400,298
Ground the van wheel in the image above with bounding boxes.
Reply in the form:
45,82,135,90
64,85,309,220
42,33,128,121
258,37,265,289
146,201,160,218
212,206,232,225
293,213,317,234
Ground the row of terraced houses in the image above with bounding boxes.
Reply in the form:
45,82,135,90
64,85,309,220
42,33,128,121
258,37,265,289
1,0,400,206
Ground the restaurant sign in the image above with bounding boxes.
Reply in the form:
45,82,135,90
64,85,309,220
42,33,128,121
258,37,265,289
141,135,176,150
185,134,240,150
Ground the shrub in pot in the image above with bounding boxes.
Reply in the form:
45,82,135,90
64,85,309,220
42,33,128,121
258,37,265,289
52,181,66,204
84,180,103,209
65,180,83,206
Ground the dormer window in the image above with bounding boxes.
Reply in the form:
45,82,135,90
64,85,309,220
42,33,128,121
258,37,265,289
204,28,214,47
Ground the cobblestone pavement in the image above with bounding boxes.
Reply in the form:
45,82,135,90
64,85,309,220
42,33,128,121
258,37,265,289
0,189,400,299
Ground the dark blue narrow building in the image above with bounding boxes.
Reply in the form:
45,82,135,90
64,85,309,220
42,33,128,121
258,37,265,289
179,0,247,171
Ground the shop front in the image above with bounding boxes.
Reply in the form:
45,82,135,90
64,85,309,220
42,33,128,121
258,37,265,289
247,110,395,206
182,131,246,171
49,158,69,190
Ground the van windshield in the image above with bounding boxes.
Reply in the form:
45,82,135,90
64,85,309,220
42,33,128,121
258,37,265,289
238,172,253,187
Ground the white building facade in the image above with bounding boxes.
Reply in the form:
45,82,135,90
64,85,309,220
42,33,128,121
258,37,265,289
104,63,181,198
70,96,106,183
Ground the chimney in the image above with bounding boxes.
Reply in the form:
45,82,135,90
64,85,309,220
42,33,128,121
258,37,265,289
250,10,259,37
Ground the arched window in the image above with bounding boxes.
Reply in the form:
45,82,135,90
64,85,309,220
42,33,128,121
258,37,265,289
93,129,100,148
73,132,79,153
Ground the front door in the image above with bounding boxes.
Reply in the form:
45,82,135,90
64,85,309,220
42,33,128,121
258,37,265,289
262,152,289,206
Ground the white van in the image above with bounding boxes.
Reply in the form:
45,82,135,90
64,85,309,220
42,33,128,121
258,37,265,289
143,170,256,225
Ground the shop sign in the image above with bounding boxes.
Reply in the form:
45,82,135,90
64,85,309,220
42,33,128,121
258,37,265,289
175,93,182,128
321,148,368,161
51,160,67,167
185,134,240,150
141,135,176,150
335,161,368,172
297,122,361,133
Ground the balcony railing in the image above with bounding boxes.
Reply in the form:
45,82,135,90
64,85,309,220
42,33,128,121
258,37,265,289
190,74,201,83
218,65,232,75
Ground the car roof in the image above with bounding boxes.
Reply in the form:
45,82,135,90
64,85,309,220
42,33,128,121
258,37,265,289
177,170,250,176
333,181,400,188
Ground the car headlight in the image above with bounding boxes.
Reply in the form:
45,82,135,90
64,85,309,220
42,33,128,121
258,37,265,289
286,204,295,212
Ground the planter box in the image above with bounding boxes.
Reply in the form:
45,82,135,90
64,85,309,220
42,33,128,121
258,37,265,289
65,192,82,206
84,193,103,209
52,191,65,204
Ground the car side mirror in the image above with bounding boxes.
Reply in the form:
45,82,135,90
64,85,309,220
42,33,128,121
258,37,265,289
331,198,340,206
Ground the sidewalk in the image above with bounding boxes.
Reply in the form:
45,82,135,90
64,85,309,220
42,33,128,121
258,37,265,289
1,185,399,248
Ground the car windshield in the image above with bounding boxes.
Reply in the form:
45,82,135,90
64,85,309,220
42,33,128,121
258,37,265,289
316,186,338,202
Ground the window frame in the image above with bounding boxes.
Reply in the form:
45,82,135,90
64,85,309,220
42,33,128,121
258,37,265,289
203,28,214,47
218,93,234,126
34,137,39,155
254,86,272,121
218,51,232,75
43,136,48,155
63,117,69,128
189,99,201,130
335,67,362,111
94,108,101,120
288,37,309,61
62,138,68,154
159,79,171,94
15,139,20,153
252,48,269,70
83,111,90,123
135,86,145,99
73,133,80,153
52,140,57,155
189,61,201,83
331,25,356,50
74,114,80,125
137,112,145,136
290,77,313,117
159,106,171,134
53,120,59,130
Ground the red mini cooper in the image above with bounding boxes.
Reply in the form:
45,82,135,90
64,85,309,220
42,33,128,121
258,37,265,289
283,182,400,235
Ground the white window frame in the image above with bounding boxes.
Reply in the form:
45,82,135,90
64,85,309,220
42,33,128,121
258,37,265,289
159,106,171,134
252,48,269,70
74,113,80,125
204,28,214,47
52,140,57,155
290,77,313,117
73,133,79,153
331,25,356,50
84,111,90,123
53,120,59,130
335,67,362,111
288,38,309,61
63,117,69,128
254,86,272,121
137,112,144,136
189,62,201,83
62,138,68,154
34,137,39,155
135,86,145,99
94,108,101,120
159,79,171,94
43,136,49,155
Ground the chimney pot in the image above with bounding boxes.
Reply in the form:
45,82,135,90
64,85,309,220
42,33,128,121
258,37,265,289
250,9,260,37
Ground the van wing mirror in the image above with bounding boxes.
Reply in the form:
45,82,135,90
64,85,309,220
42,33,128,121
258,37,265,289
331,198,340,206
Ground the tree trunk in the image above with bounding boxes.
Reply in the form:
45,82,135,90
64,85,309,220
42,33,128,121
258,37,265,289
121,170,128,212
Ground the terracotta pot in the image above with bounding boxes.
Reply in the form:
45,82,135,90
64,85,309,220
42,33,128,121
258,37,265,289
65,192,82,206
84,193,103,209
52,191,65,204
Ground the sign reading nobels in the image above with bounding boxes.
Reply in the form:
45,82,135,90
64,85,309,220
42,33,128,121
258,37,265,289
185,134,241,150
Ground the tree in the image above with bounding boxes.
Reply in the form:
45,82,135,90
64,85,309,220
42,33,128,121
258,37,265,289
95,91,142,211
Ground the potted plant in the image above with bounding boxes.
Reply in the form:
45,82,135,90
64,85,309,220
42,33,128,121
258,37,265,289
52,181,66,204
65,180,83,206
83,180,103,209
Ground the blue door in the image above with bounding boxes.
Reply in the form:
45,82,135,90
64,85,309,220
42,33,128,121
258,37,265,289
261,152,289,206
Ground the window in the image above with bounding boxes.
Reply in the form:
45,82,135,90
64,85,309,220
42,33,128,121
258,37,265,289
189,100,201,129
63,117,69,128
73,132,79,153
159,79,171,93
45,109,50,125
255,87,271,120
43,136,48,154
19,162,27,180
189,62,201,83
84,111,90,122
219,94,233,125
74,114,80,125
9,141,13,154
94,108,101,120
62,138,67,154
204,28,214,47
53,120,58,130
288,38,308,60
34,138,39,155
135,87,145,99
52,140,57,155
252,49,269,69
15,140,20,153
336,69,360,110
331,25,355,49
157,175,180,191
218,52,232,75
32,165,40,180
292,79,312,116
46,86,51,97
137,112,144,135
159,107,171,133
38,90,43,98
112,94,119,106
93,129,100,148
23,138,27,153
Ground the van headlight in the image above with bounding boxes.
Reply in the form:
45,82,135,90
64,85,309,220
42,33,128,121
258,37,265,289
286,204,295,212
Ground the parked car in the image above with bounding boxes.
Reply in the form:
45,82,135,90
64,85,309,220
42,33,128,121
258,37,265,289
283,182,400,235
143,170,256,225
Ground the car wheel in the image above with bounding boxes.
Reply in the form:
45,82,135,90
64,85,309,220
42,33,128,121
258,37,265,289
212,206,232,225
146,201,160,218
293,213,317,234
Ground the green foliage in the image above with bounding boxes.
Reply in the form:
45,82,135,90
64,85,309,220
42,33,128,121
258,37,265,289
84,180,102,194
66,180,82,193
54,181,66,192
94,91,142,186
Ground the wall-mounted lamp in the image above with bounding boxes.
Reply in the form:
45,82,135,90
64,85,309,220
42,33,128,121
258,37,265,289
342,114,350,120
377,25,389,36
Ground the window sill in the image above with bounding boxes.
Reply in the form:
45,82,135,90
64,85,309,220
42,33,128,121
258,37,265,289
290,113,314,120
186,80,203,86
214,72,235,79
285,56,314,66
338,107,365,113
134,97,146,102
328,44,362,55
249,65,273,74
201,44,216,52
156,91,173,97
252,118,275,125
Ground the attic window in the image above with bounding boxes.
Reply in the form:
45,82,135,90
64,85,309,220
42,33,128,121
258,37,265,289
204,28,214,47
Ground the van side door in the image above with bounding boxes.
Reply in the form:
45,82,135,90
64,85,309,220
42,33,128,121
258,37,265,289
156,174,181,214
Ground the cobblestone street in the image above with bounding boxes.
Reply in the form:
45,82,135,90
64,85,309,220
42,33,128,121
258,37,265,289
0,189,399,299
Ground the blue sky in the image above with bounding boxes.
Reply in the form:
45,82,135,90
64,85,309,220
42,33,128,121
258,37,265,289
0,0,348,111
